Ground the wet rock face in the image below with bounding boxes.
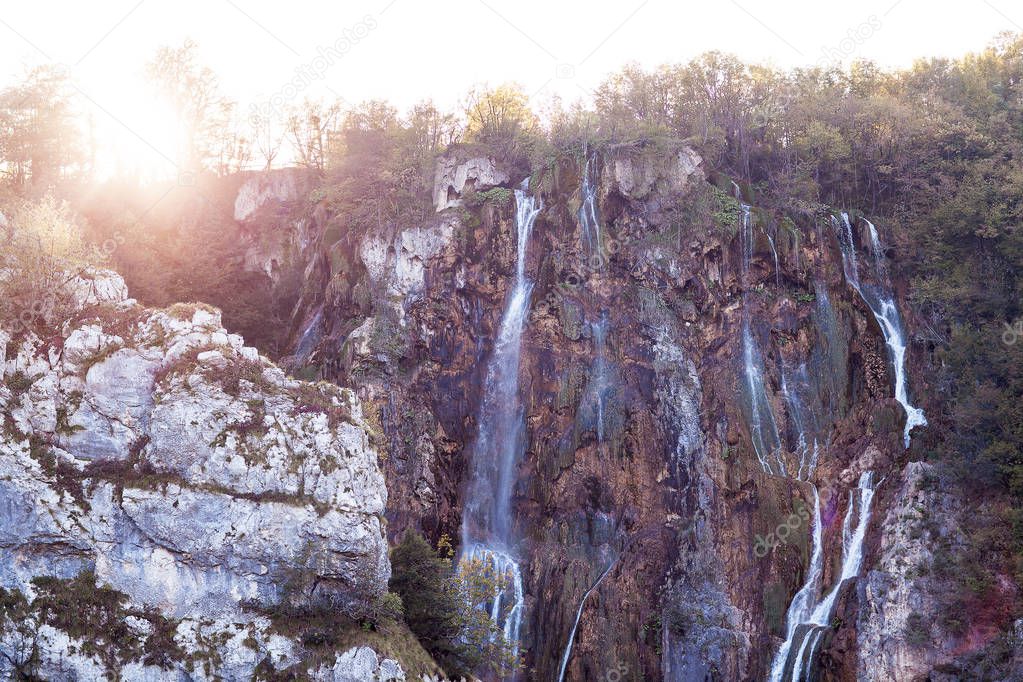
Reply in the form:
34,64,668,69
0,270,391,679
238,142,989,679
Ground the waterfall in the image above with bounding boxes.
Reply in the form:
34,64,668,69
834,214,927,447
294,307,323,361
590,312,612,443
768,471,877,681
742,320,784,475
556,558,617,682
768,487,823,682
460,182,541,666
577,155,614,443
734,186,784,476
766,230,781,287
865,219,887,279
461,545,526,657
780,362,820,480
579,154,603,259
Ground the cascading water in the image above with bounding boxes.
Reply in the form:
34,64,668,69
556,558,617,682
766,230,781,287
834,214,926,447
780,362,820,480
578,154,603,260
589,312,613,443
768,487,823,681
742,320,784,475
294,307,323,362
768,472,877,681
735,186,784,475
577,156,616,444
460,182,541,666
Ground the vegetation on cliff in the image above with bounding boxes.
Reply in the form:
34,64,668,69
4,28,1023,679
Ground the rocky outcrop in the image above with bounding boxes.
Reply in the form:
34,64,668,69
856,462,959,680
856,462,1023,681
234,169,305,222
610,147,702,201
432,154,510,211
0,269,396,680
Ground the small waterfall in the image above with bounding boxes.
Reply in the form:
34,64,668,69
766,230,781,287
590,313,612,443
734,185,784,476
865,219,887,279
768,471,877,681
742,320,784,475
461,545,526,658
294,307,323,362
556,558,617,682
768,487,823,682
578,154,603,260
836,213,861,288
834,214,927,447
780,362,820,480
740,203,754,279
460,182,541,666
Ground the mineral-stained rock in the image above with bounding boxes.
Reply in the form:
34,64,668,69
856,462,968,680
611,147,702,200
222,144,1002,680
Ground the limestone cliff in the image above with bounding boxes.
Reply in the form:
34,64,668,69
0,269,405,680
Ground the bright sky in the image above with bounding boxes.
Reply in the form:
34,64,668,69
0,0,1018,178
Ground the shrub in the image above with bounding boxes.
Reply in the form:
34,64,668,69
905,612,930,647
388,531,519,679
0,193,89,335
1,571,186,675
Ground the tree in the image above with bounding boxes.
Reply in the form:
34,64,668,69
286,99,342,171
0,65,83,187
389,531,461,669
389,531,519,678
146,41,234,173
464,84,536,150
250,108,285,171
0,193,89,333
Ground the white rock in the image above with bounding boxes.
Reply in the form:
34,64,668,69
0,271,393,680
612,147,703,200
433,155,509,212
234,170,301,222
326,647,406,682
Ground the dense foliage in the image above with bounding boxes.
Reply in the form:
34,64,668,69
389,531,519,678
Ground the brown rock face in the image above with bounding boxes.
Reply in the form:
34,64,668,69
241,144,951,680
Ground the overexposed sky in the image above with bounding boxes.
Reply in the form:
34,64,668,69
0,0,1018,176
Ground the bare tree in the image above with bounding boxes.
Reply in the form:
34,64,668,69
286,99,342,171
146,40,234,173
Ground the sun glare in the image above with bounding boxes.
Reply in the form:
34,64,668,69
86,76,182,183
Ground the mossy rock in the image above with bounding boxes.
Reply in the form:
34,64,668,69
762,581,790,638
558,298,586,341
